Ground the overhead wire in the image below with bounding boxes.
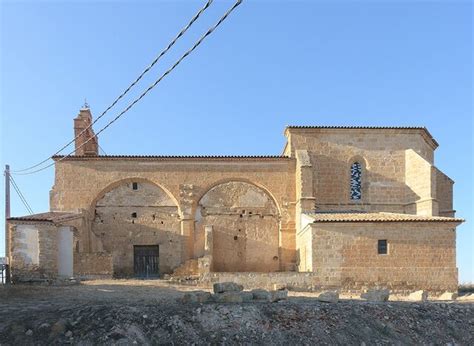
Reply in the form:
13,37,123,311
9,176,34,214
13,0,243,176
11,0,214,173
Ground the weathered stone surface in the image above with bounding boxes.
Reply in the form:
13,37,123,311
408,290,428,301
361,289,390,302
181,291,211,304
437,292,458,301
270,289,288,302
317,291,339,303
240,291,254,302
7,113,461,293
251,289,272,301
212,292,243,303
213,282,243,294
197,181,280,272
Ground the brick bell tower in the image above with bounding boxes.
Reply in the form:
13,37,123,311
74,102,99,156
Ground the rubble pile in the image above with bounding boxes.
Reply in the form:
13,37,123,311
0,282,472,345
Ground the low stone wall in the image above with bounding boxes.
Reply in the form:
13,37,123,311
197,269,457,293
200,272,324,291
74,252,113,278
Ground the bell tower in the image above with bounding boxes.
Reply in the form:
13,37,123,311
73,103,98,156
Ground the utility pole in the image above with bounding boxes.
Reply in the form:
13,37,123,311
4,164,10,283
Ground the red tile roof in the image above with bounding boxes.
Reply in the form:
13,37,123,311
305,212,463,223
7,212,81,223
52,155,291,161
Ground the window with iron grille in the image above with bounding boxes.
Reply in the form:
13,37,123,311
350,162,362,200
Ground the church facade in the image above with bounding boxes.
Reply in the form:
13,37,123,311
6,107,463,291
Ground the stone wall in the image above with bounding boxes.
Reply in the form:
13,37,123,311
74,252,113,278
308,221,458,291
435,167,455,217
51,157,296,275
284,128,442,215
405,149,438,215
92,181,182,276
296,225,312,272
195,181,281,272
37,125,460,288
10,223,58,282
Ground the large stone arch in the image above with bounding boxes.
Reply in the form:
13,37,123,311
90,178,182,277
89,177,180,216
191,178,283,218
195,180,281,272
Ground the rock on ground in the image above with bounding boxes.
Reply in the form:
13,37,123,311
213,282,243,294
317,291,339,303
438,292,458,300
408,290,428,301
181,291,211,303
361,289,390,302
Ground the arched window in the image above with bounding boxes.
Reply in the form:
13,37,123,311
350,162,362,200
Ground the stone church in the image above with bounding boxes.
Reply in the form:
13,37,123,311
6,107,463,291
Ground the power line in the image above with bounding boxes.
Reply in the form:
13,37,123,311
98,144,107,155
10,177,34,214
13,0,243,176
12,0,214,174
9,176,34,215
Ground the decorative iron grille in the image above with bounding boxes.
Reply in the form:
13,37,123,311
350,162,362,200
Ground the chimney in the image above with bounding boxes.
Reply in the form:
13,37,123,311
74,105,99,156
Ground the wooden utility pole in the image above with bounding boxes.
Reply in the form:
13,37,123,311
4,164,10,283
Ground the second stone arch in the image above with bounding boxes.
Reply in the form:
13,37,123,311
194,181,280,272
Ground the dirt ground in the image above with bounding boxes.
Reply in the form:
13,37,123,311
0,279,473,345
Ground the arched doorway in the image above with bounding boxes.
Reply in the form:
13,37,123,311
91,179,181,277
195,181,280,272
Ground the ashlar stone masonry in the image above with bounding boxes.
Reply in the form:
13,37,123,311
6,108,464,291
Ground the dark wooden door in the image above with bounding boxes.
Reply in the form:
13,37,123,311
134,245,159,278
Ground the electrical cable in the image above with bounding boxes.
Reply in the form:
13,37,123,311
11,0,214,173
13,0,243,176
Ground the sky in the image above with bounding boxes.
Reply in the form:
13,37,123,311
0,0,472,282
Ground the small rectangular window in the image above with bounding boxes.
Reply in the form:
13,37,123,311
378,239,388,255
132,182,138,190
131,212,137,218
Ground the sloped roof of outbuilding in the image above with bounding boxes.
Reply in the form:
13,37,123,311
305,211,463,223
7,212,82,223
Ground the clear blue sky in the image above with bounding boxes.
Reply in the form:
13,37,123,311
1,1,472,282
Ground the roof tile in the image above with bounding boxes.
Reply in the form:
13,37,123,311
305,211,463,223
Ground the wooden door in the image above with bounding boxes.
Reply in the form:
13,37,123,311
133,245,159,278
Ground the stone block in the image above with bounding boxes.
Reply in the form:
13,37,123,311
270,289,288,302
408,290,428,301
212,292,243,303
317,291,339,303
251,289,272,301
437,292,458,300
240,291,254,302
361,289,390,302
181,291,211,304
213,282,243,294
